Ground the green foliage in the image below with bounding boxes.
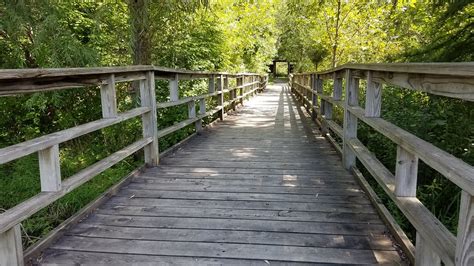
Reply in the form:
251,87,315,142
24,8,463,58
0,0,472,251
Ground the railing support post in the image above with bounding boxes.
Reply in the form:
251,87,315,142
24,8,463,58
100,74,118,118
169,74,179,101
0,224,23,266
217,74,224,120
365,71,382,117
342,69,358,170
237,76,243,106
39,144,61,192
394,146,418,197
311,74,317,121
455,191,474,266
140,71,159,166
188,100,197,131
416,232,441,265
196,98,206,132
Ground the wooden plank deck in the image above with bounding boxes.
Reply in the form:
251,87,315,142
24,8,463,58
38,82,404,265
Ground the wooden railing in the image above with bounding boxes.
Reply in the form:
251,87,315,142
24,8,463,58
0,65,267,265
290,63,474,266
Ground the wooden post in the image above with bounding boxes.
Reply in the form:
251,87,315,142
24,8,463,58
416,232,441,265
237,76,243,106
217,74,224,120
0,224,23,266
455,191,474,266
38,144,61,192
342,69,358,170
169,74,179,101
311,74,317,120
208,75,215,93
365,71,382,117
333,72,343,101
394,145,418,197
188,100,197,132
394,145,438,265
196,98,206,132
140,71,159,166
100,74,117,118
316,76,324,126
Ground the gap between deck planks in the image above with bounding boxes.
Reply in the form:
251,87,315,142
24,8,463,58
37,82,405,265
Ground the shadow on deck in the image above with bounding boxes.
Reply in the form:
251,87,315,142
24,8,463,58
37,83,404,265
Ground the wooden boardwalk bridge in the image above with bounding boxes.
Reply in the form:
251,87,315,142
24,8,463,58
0,64,473,265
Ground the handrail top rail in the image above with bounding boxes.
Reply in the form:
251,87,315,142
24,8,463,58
293,62,474,77
0,65,263,81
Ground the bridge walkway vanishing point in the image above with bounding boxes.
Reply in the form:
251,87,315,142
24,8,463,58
36,82,404,264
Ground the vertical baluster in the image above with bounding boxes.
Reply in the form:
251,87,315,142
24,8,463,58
365,71,382,117
140,71,159,166
188,100,196,130
456,191,474,266
237,76,243,106
39,144,61,192
208,75,215,93
169,74,179,101
0,224,23,266
196,98,206,132
100,74,117,118
311,74,317,120
217,74,224,120
394,146,418,197
342,69,359,169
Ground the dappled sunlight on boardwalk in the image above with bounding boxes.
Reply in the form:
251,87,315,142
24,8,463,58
39,82,404,265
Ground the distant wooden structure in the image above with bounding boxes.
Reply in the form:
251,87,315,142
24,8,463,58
268,58,294,76
0,63,472,265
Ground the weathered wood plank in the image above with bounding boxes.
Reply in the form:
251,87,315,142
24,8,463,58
97,205,380,223
107,197,376,214
116,189,371,205
39,250,318,265
48,236,399,264
67,224,392,250
73,214,388,236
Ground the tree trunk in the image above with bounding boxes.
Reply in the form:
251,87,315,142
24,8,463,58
331,0,341,68
129,0,151,65
128,0,152,101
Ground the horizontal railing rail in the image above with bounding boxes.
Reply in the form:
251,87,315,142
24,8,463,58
289,63,473,266
0,65,267,265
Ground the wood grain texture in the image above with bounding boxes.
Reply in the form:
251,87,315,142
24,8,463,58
343,69,358,170
141,71,159,166
36,82,403,265
0,224,23,266
38,144,61,192
365,70,382,117
394,145,418,197
169,73,179,101
99,74,117,118
456,191,474,266
416,232,441,266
